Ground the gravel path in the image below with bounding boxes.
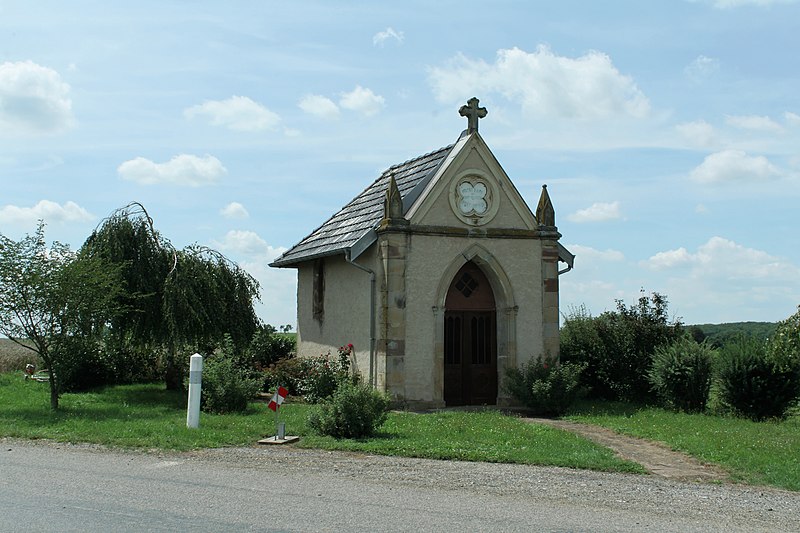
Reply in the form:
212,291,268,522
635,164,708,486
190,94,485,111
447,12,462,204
524,417,731,483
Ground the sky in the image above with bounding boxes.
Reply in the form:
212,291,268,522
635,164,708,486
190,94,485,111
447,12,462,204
1,0,799,328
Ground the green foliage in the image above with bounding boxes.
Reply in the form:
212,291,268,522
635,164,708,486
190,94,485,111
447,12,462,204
692,321,778,349
716,336,800,421
560,293,683,402
82,203,261,390
263,357,306,396
648,337,714,412
0,222,125,408
245,324,295,370
300,345,353,403
767,305,800,371
194,345,261,414
52,336,114,392
504,355,586,416
307,380,390,439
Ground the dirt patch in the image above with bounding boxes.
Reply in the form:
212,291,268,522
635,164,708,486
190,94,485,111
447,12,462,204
525,417,731,483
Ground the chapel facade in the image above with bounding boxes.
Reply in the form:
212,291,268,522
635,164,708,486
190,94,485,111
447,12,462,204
270,98,574,408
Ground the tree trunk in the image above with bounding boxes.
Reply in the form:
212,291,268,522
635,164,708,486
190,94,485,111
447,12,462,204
164,352,182,390
49,369,59,410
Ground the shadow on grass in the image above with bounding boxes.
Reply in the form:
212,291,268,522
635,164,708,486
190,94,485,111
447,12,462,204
567,399,650,417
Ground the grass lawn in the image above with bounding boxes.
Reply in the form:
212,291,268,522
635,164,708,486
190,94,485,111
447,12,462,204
0,373,641,474
569,401,800,491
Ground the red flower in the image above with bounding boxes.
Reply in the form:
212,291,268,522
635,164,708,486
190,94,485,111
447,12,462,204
347,343,354,349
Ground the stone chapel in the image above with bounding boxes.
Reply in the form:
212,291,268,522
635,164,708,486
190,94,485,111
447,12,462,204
270,98,574,408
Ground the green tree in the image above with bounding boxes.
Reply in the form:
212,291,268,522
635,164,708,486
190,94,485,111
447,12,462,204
82,203,261,389
561,292,683,402
0,223,124,409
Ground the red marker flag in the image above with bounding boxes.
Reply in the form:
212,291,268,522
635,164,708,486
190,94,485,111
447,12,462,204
268,386,289,412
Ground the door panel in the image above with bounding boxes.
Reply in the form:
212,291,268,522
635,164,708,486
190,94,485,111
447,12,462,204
444,310,497,405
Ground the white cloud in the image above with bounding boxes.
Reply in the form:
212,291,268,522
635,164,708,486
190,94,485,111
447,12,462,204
567,201,622,223
644,247,693,270
684,55,719,81
566,244,625,262
676,120,716,147
0,60,73,134
184,96,281,132
695,203,709,214
428,45,650,119
0,200,93,226
298,94,340,119
785,111,800,126
212,230,285,258
689,149,781,183
220,202,249,219
373,27,404,46
708,0,797,8
643,237,798,281
118,154,226,186
339,86,385,117
725,114,783,132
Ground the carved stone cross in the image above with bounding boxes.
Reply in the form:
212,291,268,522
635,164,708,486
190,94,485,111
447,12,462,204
459,97,487,133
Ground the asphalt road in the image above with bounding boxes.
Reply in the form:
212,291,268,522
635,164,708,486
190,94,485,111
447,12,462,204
1,439,797,532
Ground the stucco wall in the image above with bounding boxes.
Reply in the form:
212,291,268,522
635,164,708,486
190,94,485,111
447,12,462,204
402,235,544,403
296,252,376,380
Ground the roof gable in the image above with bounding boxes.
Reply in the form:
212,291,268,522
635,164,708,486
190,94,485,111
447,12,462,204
270,141,457,267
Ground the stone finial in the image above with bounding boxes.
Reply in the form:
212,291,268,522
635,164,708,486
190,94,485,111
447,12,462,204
459,97,487,133
536,184,555,227
381,172,408,228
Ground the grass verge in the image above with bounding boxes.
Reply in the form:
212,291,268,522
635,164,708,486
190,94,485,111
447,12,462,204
0,373,641,474
569,401,800,491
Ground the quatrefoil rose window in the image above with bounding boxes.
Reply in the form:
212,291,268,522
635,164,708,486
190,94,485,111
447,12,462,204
449,173,499,226
458,182,488,215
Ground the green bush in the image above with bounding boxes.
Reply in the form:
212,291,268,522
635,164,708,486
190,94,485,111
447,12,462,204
52,336,116,392
307,380,390,439
300,347,353,403
767,306,800,371
716,336,800,421
560,293,683,402
504,355,586,416
195,352,261,414
263,357,306,396
246,324,295,370
648,337,714,412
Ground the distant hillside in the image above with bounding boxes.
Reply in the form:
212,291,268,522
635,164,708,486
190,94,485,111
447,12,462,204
690,321,778,348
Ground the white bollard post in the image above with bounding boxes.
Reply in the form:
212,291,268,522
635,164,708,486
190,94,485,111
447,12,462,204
186,353,203,428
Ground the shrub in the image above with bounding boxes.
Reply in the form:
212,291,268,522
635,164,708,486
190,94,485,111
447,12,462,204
307,380,390,439
767,305,800,372
246,324,295,370
648,337,714,412
52,336,116,392
504,355,586,416
560,293,683,402
194,352,261,414
716,336,800,421
300,345,354,403
263,357,306,396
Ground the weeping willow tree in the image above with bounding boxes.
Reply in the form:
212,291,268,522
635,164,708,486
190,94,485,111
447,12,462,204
82,203,260,389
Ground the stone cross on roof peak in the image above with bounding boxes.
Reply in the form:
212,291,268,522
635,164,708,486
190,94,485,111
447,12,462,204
459,97,487,134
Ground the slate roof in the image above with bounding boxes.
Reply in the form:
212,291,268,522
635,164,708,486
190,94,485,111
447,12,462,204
270,142,457,267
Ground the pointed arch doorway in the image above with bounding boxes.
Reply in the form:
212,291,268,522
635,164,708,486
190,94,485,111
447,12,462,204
444,261,498,406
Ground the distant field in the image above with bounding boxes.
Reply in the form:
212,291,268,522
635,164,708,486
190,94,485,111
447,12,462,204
0,338,36,373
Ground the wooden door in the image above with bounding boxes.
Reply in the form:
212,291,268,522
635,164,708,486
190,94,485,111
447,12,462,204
444,262,497,406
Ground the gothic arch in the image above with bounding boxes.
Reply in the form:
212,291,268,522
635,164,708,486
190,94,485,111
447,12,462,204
432,244,518,406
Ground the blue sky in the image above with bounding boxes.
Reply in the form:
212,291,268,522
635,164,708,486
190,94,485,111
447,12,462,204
2,0,799,327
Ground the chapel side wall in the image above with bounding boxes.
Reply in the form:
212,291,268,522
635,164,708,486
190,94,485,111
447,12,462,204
403,235,545,404
296,254,375,380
